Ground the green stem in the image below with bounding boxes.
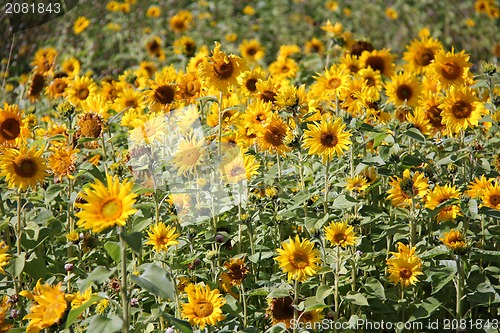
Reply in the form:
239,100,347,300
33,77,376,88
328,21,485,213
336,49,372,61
15,191,23,294
293,278,299,333
410,196,416,248
119,228,130,333
324,158,331,215
240,283,247,328
456,254,464,320
334,245,340,321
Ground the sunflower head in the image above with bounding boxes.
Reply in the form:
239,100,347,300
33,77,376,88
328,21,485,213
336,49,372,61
145,222,180,252
181,283,226,329
266,297,294,328
0,146,47,191
275,235,321,282
324,221,358,247
440,229,468,254
386,243,423,288
0,242,11,275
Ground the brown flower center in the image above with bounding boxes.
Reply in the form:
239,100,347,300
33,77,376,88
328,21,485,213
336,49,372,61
451,101,472,119
261,90,276,103
214,60,234,79
194,301,214,318
246,47,257,56
399,267,413,279
0,118,21,141
29,74,45,97
440,62,462,81
264,126,285,147
154,85,175,105
416,49,435,67
365,56,385,74
426,105,444,127
79,114,103,138
334,232,347,243
76,87,90,100
125,99,138,108
320,133,338,148
490,194,500,206
245,78,258,92
54,80,68,94
270,298,294,321
396,84,413,102
291,252,309,269
13,157,38,177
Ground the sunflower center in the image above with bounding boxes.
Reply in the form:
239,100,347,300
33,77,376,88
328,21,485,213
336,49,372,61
247,47,257,56
13,157,38,177
214,60,234,79
365,76,375,86
326,78,341,89
230,166,246,177
148,40,160,53
441,62,461,81
30,74,45,96
320,133,338,148
396,84,413,101
426,105,443,127
55,81,68,93
245,78,258,92
400,178,415,197
271,298,294,320
79,115,102,138
77,87,90,100
154,85,175,105
334,233,346,243
416,49,435,66
399,267,413,279
0,118,21,141
264,126,285,147
101,198,123,220
194,301,214,318
290,252,309,269
184,148,201,165
125,99,138,108
228,264,245,280
451,101,472,119
365,56,385,73
490,194,500,206
261,90,277,103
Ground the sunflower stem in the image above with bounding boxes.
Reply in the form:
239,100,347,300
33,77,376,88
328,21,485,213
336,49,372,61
15,190,23,294
456,254,464,320
324,158,331,215
410,196,416,248
119,228,130,333
293,278,299,333
240,282,247,328
334,245,340,321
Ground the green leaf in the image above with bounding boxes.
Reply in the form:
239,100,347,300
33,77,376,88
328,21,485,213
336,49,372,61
419,245,449,259
363,277,386,300
468,199,478,217
65,295,102,328
161,311,193,333
316,285,334,302
267,288,291,299
14,252,26,277
24,251,46,280
479,207,500,219
130,264,175,300
429,265,455,294
470,249,500,263
408,297,441,321
120,232,143,254
104,241,121,263
332,194,357,210
86,315,122,333
405,127,425,142
345,291,369,306
78,266,115,291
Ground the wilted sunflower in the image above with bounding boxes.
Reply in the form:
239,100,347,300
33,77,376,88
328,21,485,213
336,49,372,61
239,39,265,62
428,48,472,87
257,113,292,155
302,115,352,163
27,73,45,102
144,66,179,112
48,147,79,181
480,182,500,209
0,146,47,191
74,174,138,233
0,103,29,146
172,135,206,176
220,258,249,287
403,36,443,74
324,221,358,247
359,49,395,77
441,86,487,134
21,281,67,333
441,229,467,253
181,283,226,329
386,242,423,288
275,235,321,282
145,222,180,251
199,42,248,93
0,242,10,275
65,76,97,108
387,169,429,207
425,184,462,222
385,72,422,108
266,297,294,328
78,112,104,139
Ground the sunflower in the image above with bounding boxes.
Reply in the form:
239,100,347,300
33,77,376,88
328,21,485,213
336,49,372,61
345,175,369,193
428,48,472,87
48,147,79,181
481,182,500,209
300,309,324,326
220,258,249,287
342,77,372,118
304,37,325,55
145,36,165,60
177,71,202,102
425,184,462,222
221,151,260,184
465,175,495,198
387,242,423,287
31,47,57,75
237,67,267,96
268,56,299,80
341,54,361,74
82,95,112,120
22,281,67,333
27,73,45,102
61,57,81,77
441,229,467,253
275,235,321,282
69,287,94,309
169,10,192,33
239,39,265,62
0,242,10,275
387,169,429,208
146,5,161,17
129,113,166,146
0,103,29,146
267,297,294,328
46,77,69,99
359,49,395,77
243,99,273,134
199,42,248,93
73,16,90,34
256,78,280,104
181,283,226,329
144,66,179,112
357,67,383,91
407,108,432,136
173,36,197,57
172,135,206,176
257,113,292,155
302,115,352,163
441,86,487,134
74,174,138,233
419,91,446,134
310,64,350,101
403,36,443,74
65,76,97,108
145,222,180,251
324,221,358,247
385,72,422,108
0,296,12,332
0,146,47,191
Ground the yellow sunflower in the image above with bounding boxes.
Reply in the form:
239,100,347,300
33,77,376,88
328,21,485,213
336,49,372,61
239,39,265,62
146,5,161,17
386,242,423,288
172,135,206,176
46,77,69,99
173,36,197,57
403,36,444,74
74,174,138,233
407,108,432,136
310,64,350,101
237,67,267,97
357,67,383,91
256,78,280,104
425,184,462,222
243,99,273,135
465,175,495,198
0,296,12,332
48,147,79,181
341,54,361,74
302,115,352,163
177,71,202,102
267,297,294,328
387,169,429,208
345,175,369,193
65,76,97,108
480,182,500,209
324,221,358,247
419,91,446,135
61,57,81,77
440,229,467,253
129,113,166,146
256,113,292,155
144,66,179,112
428,48,472,87
169,10,192,33
145,36,165,60
0,242,10,275
385,72,422,108
31,47,57,75
221,151,260,184
275,235,322,282
0,146,47,191
73,16,90,35
441,86,487,134
181,283,226,329
199,42,248,93
22,281,67,333
69,287,94,309
0,103,29,146
268,56,299,80
145,222,180,252
305,37,325,55
359,49,395,77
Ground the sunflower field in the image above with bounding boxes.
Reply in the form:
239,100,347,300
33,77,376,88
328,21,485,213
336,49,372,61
0,0,500,332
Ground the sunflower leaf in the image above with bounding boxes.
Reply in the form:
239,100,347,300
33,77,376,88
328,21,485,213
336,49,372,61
64,295,102,329
160,311,193,333
130,263,175,300
120,231,142,254
86,315,122,333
